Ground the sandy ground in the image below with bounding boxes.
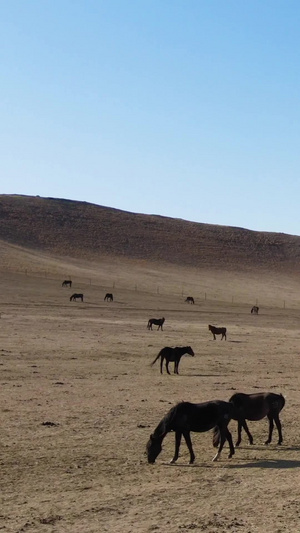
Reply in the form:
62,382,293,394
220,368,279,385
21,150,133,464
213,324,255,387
1,259,300,533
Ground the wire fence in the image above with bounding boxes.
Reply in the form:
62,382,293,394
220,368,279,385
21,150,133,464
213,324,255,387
1,266,299,311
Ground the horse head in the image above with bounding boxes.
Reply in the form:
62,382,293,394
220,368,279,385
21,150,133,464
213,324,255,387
146,434,163,464
187,346,195,356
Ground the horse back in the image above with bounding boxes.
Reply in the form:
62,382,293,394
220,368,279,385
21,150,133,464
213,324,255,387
230,392,285,421
171,401,232,433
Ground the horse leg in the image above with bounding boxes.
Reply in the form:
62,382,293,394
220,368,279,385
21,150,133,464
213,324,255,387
212,427,226,461
235,420,243,446
160,357,164,374
166,360,171,375
225,428,235,458
273,413,283,445
182,431,195,464
170,431,182,463
242,420,254,445
213,334,216,340
265,414,274,445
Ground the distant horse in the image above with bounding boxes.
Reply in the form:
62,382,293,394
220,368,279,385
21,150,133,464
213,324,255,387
151,346,194,374
104,293,113,302
147,317,165,331
251,306,259,314
146,400,235,464
70,293,83,302
208,324,227,340
62,280,72,288
229,392,285,446
185,296,195,304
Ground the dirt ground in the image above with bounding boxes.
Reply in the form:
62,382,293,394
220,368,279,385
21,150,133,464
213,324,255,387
1,254,300,533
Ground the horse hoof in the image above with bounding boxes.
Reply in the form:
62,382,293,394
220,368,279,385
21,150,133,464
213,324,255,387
212,453,219,462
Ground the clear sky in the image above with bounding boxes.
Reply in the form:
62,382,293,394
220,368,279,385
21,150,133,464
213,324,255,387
1,1,300,235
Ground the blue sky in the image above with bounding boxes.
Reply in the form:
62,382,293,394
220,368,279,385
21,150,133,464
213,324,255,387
1,1,300,235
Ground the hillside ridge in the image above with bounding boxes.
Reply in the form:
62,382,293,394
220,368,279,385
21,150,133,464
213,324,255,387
1,194,300,273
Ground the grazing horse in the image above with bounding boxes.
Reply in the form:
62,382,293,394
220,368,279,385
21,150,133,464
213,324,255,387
70,293,84,302
229,392,285,446
147,317,165,331
185,296,195,304
146,400,235,464
251,306,259,314
104,293,113,302
62,280,72,288
208,324,227,340
151,346,194,375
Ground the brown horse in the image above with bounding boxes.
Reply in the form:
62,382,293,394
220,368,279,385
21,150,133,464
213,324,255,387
146,400,235,464
185,296,195,304
151,346,194,374
208,324,227,340
70,293,83,302
229,392,285,446
147,317,165,331
62,280,72,288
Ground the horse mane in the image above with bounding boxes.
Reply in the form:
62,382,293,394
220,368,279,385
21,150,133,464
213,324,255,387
153,402,183,438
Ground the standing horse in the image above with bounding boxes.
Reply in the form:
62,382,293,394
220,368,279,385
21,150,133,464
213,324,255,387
104,293,113,302
147,317,165,331
251,306,259,314
229,392,285,446
208,324,227,340
70,293,84,302
185,296,195,304
62,280,72,288
151,346,194,375
146,400,235,464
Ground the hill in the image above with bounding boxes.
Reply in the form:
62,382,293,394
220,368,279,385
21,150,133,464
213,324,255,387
0,194,300,275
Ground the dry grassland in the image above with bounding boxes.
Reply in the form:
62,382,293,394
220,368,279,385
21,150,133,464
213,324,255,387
1,249,300,532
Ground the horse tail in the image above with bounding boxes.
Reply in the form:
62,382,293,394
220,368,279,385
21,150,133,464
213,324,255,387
212,426,220,448
151,349,163,366
279,394,286,411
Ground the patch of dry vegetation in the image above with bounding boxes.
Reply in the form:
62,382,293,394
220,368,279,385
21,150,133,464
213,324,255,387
1,195,300,532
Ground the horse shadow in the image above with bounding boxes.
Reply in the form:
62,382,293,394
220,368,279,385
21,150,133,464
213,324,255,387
228,459,300,469
164,458,300,470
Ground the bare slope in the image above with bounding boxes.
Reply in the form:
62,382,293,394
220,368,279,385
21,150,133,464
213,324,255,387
1,194,300,273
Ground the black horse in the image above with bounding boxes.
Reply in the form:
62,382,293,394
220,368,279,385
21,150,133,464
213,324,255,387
70,293,83,302
62,280,72,288
104,293,113,302
146,400,235,464
251,306,259,314
229,392,285,446
147,317,165,331
151,346,194,374
185,296,195,304
208,324,227,340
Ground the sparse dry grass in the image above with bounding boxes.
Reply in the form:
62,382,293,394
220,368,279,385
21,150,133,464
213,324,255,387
1,241,300,532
